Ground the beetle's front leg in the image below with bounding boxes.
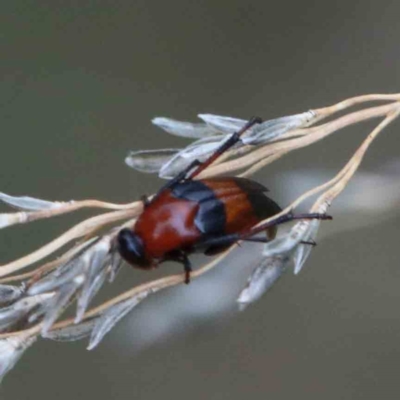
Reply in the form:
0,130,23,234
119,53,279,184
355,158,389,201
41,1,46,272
182,254,192,284
160,251,193,284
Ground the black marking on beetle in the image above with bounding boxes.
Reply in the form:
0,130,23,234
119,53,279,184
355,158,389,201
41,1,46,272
171,180,226,235
233,178,282,221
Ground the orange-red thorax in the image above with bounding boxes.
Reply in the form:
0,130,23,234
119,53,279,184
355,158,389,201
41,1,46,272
134,189,201,259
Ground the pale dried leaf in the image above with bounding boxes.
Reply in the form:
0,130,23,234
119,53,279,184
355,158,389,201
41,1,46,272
44,319,97,342
177,136,226,159
262,219,316,257
27,256,86,295
159,135,225,178
152,117,217,138
237,255,289,310
75,268,108,323
108,253,123,283
293,220,321,274
237,215,325,308
83,240,111,284
41,277,84,335
241,111,316,145
125,149,180,173
0,213,25,229
75,240,111,322
198,114,247,134
0,333,37,382
87,289,155,350
27,238,101,296
0,294,54,330
0,283,25,304
0,192,67,211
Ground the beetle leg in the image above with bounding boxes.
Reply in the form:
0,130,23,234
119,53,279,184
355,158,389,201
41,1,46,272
244,212,332,239
160,251,193,284
195,234,271,255
193,234,239,253
247,238,317,246
188,116,262,180
182,254,192,284
171,251,192,284
240,236,269,243
154,117,262,198
194,212,331,253
300,240,317,246
157,159,201,193
140,194,150,208
163,117,263,190
174,160,201,182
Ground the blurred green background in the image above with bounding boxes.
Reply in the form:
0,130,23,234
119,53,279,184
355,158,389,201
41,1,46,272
1,1,400,399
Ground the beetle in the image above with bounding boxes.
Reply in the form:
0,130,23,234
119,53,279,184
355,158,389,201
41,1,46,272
116,117,330,283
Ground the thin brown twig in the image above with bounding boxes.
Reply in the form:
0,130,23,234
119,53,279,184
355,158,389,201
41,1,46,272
12,109,396,338
198,102,399,178
0,207,142,277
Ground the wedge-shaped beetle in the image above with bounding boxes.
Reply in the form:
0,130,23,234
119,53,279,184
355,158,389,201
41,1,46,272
117,117,330,283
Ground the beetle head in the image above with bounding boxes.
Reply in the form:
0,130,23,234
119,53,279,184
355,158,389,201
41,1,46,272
116,228,150,268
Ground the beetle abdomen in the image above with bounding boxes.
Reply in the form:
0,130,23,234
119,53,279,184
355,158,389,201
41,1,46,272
173,177,282,236
172,180,226,234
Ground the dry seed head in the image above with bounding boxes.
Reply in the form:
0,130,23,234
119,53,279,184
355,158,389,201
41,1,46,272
0,93,399,381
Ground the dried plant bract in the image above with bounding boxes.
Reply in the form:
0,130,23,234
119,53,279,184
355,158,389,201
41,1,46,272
0,93,399,381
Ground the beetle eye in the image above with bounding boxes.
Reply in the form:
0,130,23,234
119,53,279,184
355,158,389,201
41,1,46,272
116,229,149,268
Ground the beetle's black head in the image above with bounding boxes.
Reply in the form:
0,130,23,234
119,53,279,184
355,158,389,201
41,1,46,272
116,228,150,268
